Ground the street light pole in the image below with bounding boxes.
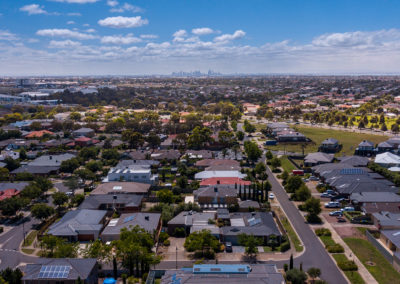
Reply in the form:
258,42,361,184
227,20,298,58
175,246,178,269
22,221,25,245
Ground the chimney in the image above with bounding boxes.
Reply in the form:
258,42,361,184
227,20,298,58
145,216,149,221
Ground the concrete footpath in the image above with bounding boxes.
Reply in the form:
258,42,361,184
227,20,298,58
319,215,378,284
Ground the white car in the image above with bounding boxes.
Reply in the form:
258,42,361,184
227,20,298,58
269,193,275,199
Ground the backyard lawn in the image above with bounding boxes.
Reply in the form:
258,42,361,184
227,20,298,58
279,156,297,172
344,237,400,284
263,126,389,156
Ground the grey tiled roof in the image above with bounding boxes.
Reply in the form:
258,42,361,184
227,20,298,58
79,194,143,210
22,258,97,281
101,213,161,236
48,209,107,237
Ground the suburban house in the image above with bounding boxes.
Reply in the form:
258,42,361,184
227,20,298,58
304,152,334,167
195,159,240,170
160,264,285,284
185,150,214,159
0,188,20,201
350,192,400,214
238,200,261,211
48,209,107,242
199,177,251,188
105,160,158,184
100,212,162,242
219,212,281,245
194,170,246,180
72,127,95,138
79,194,143,213
375,152,400,169
379,229,400,254
193,186,238,208
22,258,98,284
91,182,151,196
355,140,375,156
12,153,76,176
167,211,215,235
372,212,400,230
150,149,181,161
319,138,341,153
276,131,306,143
376,141,396,153
336,156,369,167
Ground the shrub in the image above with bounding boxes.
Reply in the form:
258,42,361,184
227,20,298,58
306,214,321,224
337,260,358,271
272,167,281,173
163,239,170,246
142,273,148,282
159,232,169,243
174,227,186,237
327,243,344,253
315,228,331,237
280,241,291,252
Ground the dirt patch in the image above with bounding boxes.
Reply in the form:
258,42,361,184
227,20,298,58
334,226,366,239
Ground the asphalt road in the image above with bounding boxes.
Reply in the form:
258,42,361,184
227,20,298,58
265,163,348,284
0,216,39,270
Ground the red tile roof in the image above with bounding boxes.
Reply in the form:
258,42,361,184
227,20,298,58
0,189,20,201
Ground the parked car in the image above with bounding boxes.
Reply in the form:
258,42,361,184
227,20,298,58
325,201,341,208
337,217,346,223
331,197,346,202
269,193,275,199
225,242,232,253
341,207,355,212
309,176,319,181
321,193,334,198
351,216,373,224
329,210,343,216
325,189,336,195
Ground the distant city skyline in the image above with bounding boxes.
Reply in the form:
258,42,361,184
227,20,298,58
1,0,400,75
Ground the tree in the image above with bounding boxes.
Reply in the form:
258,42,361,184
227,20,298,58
60,158,80,173
187,126,212,150
292,184,311,201
102,148,120,161
285,176,303,193
289,253,294,269
63,176,80,193
79,147,99,161
176,176,188,189
122,130,144,149
304,197,322,223
265,150,273,160
20,184,42,200
0,168,9,181
31,203,55,220
218,131,235,148
83,240,111,262
156,189,173,204
146,132,161,149
254,162,266,175
69,112,81,121
19,148,27,160
85,160,103,172
244,141,262,163
307,267,321,283
184,230,220,258
270,157,281,168
114,226,161,277
74,168,95,183
238,233,262,257
243,120,256,133
0,268,23,284
4,157,20,171
381,123,388,131
0,197,28,217
286,268,307,284
391,123,400,133
41,235,78,258
52,192,68,207
34,176,53,192
236,131,244,141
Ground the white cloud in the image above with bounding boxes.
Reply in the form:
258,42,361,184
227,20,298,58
68,12,81,16
140,34,158,39
86,29,96,33
110,3,143,13
101,34,142,45
0,30,18,41
173,30,187,38
36,29,96,40
192,27,214,35
67,21,75,25
98,16,148,28
50,0,99,3
107,0,119,7
214,30,245,42
20,4,47,15
28,38,39,43
49,39,81,48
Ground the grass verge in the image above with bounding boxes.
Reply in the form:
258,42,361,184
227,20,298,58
280,215,303,252
344,237,400,284
21,248,35,255
332,254,365,284
280,156,296,172
22,230,38,247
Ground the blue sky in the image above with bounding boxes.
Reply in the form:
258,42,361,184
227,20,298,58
1,0,400,75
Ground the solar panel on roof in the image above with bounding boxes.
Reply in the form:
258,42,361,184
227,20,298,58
339,168,366,175
123,215,136,223
39,266,71,279
248,217,262,226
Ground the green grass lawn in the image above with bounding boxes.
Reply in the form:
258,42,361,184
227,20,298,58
280,216,303,252
280,156,297,172
332,254,365,284
344,237,400,284
264,126,388,156
22,230,38,247
320,235,336,247
21,248,36,255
